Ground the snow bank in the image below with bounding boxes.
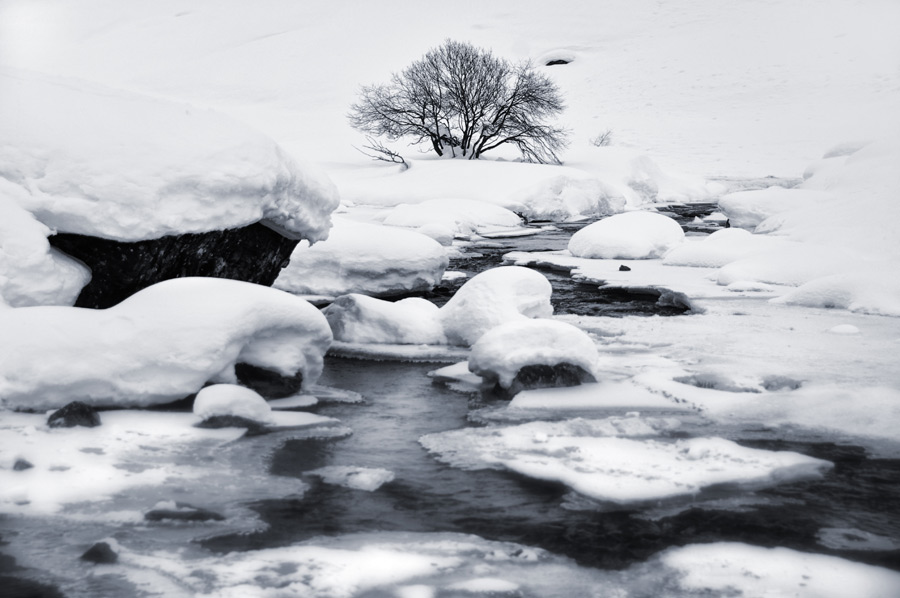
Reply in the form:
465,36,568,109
193,384,274,424
324,293,447,345
468,319,599,388
568,211,684,259
383,198,524,236
0,68,338,242
420,419,831,504
716,244,866,288
439,266,554,346
718,186,831,230
0,278,333,409
663,227,790,268
0,192,90,306
662,542,900,598
772,272,900,316
509,174,625,221
275,218,448,298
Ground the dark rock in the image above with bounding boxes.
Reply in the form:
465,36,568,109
235,362,304,399
80,541,118,564
144,502,225,523
49,221,300,309
12,459,33,471
486,363,597,399
618,265,631,271
545,59,570,66
195,414,270,436
47,401,102,428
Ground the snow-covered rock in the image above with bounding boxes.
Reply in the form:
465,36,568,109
0,68,338,243
383,198,524,236
275,219,448,298
568,211,684,259
420,420,833,504
0,278,332,410
193,384,274,424
324,293,447,345
0,192,90,307
468,319,600,390
439,266,554,346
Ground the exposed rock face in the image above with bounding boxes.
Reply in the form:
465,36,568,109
47,401,102,428
234,363,304,399
49,221,299,309
80,542,119,564
491,363,597,399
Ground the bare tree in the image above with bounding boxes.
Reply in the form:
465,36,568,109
349,40,569,164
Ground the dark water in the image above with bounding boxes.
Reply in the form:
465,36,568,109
202,358,900,573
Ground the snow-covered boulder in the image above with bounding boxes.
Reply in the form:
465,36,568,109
439,266,554,346
275,219,448,298
383,198,524,236
0,68,338,243
324,293,447,344
568,211,684,259
193,384,274,424
0,192,90,307
469,319,599,394
0,278,333,410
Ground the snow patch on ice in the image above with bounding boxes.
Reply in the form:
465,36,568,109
307,466,395,491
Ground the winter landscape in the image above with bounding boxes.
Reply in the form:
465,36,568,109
1,1,900,596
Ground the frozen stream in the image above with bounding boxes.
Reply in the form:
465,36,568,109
3,213,900,597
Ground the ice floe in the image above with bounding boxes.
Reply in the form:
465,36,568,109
420,419,831,504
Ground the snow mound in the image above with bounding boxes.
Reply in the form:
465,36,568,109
0,68,338,242
568,211,685,259
663,227,790,268
716,244,866,288
439,266,554,346
193,384,274,424
324,293,447,345
772,271,900,316
662,542,900,598
420,420,832,504
383,198,524,235
469,319,599,389
718,186,831,230
275,218,448,297
0,278,333,409
509,174,625,221
0,192,90,306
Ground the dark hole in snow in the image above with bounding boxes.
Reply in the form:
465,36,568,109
545,58,570,66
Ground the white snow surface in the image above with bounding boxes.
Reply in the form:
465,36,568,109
275,218,448,298
468,319,600,388
383,198,524,236
718,186,832,230
0,68,339,242
420,419,831,504
568,211,685,259
0,278,333,409
324,294,447,345
439,266,554,346
661,542,900,598
193,384,275,424
0,192,90,306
